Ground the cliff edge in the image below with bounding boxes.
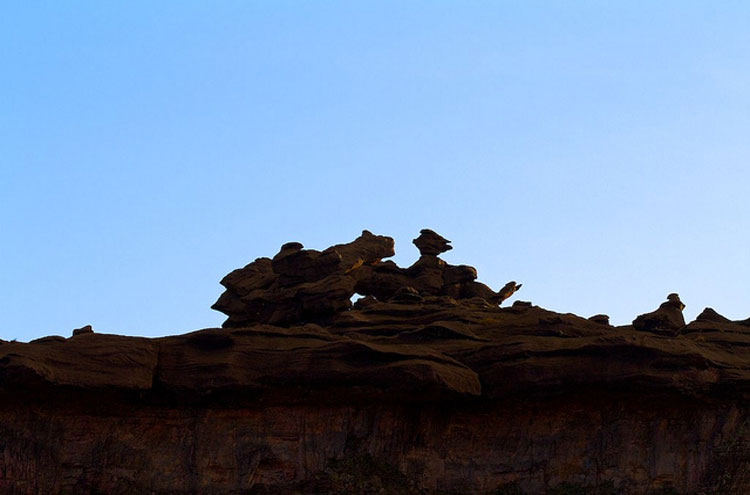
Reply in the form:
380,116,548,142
1,230,749,494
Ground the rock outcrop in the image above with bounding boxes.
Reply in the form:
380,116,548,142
696,307,732,323
212,229,521,327
72,324,93,336
632,292,687,335
1,230,750,494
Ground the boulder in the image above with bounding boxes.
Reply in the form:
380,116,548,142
696,307,731,323
413,229,452,256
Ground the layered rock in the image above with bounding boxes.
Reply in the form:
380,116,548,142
632,293,687,335
211,230,395,327
212,229,521,327
2,231,750,494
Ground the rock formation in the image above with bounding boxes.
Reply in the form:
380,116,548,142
212,229,521,327
412,228,452,255
72,324,93,337
632,292,686,335
1,231,750,494
696,307,732,323
588,313,611,326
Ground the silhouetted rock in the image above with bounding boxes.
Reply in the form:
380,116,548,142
497,281,522,303
459,281,500,301
72,325,93,337
633,293,686,335
212,229,521,327
212,230,395,327
667,292,685,310
442,264,477,285
30,335,67,344
413,228,452,255
2,238,750,495
696,307,732,323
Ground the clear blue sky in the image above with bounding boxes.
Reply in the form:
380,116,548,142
2,2,750,341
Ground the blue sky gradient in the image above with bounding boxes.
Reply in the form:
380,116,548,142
2,2,750,340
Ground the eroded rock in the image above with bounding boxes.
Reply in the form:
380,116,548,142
633,293,686,335
413,229,452,256
72,325,94,337
212,229,521,327
696,307,732,323
497,281,522,303
3,241,750,495
588,314,610,326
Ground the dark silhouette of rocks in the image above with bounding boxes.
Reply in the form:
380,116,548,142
30,335,66,344
696,307,732,323
632,293,686,335
72,325,93,336
2,232,750,494
212,230,394,327
212,229,522,327
497,281,522,302
413,228,452,255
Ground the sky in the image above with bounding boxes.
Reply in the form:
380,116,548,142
2,2,750,341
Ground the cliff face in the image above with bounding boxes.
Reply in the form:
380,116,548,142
1,231,749,494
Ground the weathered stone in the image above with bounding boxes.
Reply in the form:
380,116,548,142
3,293,750,494
72,325,93,337
353,262,411,301
633,293,686,335
2,238,750,494
442,264,477,285
696,307,732,323
326,229,395,272
497,281,522,303
413,228,452,256
406,255,446,295
588,314,611,326
460,281,499,301
352,294,378,309
271,247,341,286
213,229,521,327
390,286,423,303
219,257,275,296
513,300,533,308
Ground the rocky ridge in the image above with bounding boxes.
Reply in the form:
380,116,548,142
1,230,749,494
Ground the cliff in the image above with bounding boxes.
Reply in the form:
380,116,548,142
1,230,749,494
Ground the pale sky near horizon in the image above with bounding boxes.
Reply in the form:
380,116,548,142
2,2,750,341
